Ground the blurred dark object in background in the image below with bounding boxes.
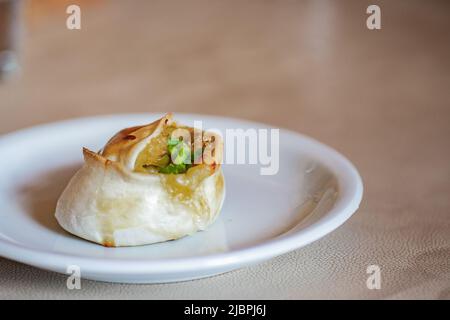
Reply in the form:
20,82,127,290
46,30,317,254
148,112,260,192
0,0,22,80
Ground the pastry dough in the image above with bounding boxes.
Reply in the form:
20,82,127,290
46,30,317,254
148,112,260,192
55,114,225,247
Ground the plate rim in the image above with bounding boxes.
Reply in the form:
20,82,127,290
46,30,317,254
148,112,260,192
0,113,363,275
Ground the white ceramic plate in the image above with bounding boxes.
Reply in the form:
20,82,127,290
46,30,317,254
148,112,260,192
0,113,362,283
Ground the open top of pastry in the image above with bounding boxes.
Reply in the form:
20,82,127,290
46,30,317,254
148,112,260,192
93,113,222,175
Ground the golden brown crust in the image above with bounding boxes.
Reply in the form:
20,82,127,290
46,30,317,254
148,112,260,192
83,147,106,164
82,113,222,176
101,113,174,160
102,240,115,247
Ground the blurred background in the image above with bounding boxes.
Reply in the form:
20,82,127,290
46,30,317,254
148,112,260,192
1,0,447,136
0,0,449,299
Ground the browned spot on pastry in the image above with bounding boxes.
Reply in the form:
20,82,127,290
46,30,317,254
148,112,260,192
103,240,115,247
124,134,136,140
101,113,174,160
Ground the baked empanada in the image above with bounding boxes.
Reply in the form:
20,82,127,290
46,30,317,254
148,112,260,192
55,113,225,247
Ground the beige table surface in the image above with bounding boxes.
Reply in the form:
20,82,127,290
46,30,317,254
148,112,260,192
0,0,449,299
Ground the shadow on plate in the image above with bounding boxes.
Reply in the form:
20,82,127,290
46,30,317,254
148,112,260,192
17,163,82,235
